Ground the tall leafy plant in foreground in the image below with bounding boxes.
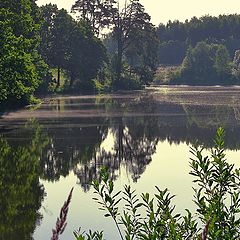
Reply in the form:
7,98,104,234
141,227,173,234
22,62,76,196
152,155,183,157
190,127,240,239
55,127,240,239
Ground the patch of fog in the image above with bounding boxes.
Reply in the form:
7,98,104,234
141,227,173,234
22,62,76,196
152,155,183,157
146,86,240,107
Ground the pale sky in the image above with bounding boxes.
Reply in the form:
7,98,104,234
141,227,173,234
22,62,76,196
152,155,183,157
37,0,240,25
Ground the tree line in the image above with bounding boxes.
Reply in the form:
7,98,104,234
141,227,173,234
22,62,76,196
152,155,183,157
157,15,240,64
153,15,240,85
2,0,240,107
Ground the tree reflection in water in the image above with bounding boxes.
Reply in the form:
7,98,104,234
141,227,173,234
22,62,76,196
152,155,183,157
3,93,240,196
74,117,159,191
37,94,240,192
38,96,161,191
0,121,48,240
2,92,240,238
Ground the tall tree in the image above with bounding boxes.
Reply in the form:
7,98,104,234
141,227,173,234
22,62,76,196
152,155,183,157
40,4,106,91
71,0,115,35
40,5,74,86
72,0,152,87
0,0,47,105
125,24,159,85
66,21,106,90
111,0,152,86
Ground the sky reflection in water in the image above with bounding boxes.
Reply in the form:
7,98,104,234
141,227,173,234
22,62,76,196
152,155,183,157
1,86,240,239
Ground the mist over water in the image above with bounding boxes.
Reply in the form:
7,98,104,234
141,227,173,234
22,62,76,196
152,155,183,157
1,86,240,239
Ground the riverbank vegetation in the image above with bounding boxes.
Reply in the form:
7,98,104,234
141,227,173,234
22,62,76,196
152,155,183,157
2,1,240,107
155,43,240,85
155,15,240,84
170,42,236,85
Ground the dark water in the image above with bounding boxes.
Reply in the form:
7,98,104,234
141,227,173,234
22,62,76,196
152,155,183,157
1,86,240,240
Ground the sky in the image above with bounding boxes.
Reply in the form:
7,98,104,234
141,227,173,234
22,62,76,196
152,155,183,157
37,0,240,25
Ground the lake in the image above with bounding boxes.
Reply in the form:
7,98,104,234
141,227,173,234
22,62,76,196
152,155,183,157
1,86,240,240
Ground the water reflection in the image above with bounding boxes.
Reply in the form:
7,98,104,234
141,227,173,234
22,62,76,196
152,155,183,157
35,94,240,192
2,91,240,193
74,117,159,191
1,88,240,239
40,124,108,183
0,121,48,240
16,94,240,191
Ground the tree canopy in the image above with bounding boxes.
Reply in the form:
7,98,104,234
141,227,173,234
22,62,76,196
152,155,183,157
39,4,106,92
174,42,234,85
3,1,240,107
157,14,240,64
0,0,47,106
71,0,156,88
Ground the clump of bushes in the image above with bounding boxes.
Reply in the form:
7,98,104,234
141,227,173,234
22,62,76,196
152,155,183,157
171,42,239,85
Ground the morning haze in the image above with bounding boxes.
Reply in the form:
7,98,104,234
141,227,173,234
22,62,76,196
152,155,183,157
2,0,240,239
37,0,240,24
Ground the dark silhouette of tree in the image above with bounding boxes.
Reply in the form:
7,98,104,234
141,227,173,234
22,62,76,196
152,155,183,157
110,0,152,86
39,4,106,91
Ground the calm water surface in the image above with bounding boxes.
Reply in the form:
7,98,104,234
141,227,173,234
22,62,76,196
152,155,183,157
1,86,240,240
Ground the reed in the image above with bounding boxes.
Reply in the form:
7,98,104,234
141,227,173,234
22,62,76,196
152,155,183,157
51,188,74,240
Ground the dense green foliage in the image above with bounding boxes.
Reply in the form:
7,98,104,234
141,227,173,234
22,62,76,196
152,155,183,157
172,42,235,85
74,128,240,239
39,4,106,92
0,0,48,106
3,0,240,107
0,121,48,239
0,0,108,106
157,15,240,64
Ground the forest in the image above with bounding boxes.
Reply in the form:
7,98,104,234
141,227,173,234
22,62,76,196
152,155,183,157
1,0,240,107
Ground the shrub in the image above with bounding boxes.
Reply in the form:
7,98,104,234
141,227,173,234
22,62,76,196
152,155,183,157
174,42,235,85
